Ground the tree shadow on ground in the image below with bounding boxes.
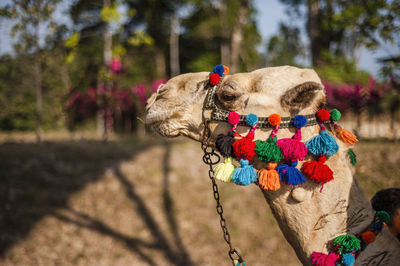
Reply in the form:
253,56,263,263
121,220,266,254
0,139,192,265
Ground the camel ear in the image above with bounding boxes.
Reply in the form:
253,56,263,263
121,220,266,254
280,82,324,114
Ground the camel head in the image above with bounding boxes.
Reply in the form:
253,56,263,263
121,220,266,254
145,66,400,265
145,66,326,141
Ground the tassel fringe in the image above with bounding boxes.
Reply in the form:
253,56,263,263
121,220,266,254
336,126,358,145
232,159,258,186
258,162,280,191
214,157,235,182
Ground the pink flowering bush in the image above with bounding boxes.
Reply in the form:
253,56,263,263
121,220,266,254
65,78,168,131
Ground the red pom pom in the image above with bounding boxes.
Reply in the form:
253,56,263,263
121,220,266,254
317,108,330,122
268,113,281,126
232,134,256,161
361,231,376,244
209,73,221,85
228,112,240,125
301,155,333,184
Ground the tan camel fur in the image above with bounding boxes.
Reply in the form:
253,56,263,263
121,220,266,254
145,66,400,265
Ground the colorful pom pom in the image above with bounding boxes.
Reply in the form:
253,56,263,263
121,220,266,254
231,159,258,185
336,126,358,145
209,73,221,85
254,137,284,163
258,162,280,191
277,161,306,186
306,129,339,157
301,155,333,186
332,234,361,254
317,108,330,122
214,157,235,182
246,113,258,127
330,109,341,121
232,134,256,161
213,64,225,76
268,113,281,126
228,111,240,126
276,132,308,162
215,132,235,157
293,115,307,128
311,252,339,266
347,149,357,165
361,231,376,244
341,253,355,266
376,210,390,223
223,65,229,75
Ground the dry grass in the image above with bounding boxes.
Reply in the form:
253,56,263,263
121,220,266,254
0,134,399,266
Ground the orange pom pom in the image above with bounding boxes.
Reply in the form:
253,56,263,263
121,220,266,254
361,231,376,244
223,65,229,75
336,126,358,145
268,113,281,126
258,162,280,191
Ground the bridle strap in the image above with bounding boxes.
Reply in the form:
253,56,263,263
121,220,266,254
204,79,328,130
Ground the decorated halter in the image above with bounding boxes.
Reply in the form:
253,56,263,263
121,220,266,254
201,65,386,266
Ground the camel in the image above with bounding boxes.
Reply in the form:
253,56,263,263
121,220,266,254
145,66,400,265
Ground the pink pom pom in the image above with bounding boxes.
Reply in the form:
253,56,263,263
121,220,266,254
228,112,240,125
311,252,339,266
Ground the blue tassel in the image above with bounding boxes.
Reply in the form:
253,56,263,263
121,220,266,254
277,161,306,186
341,253,355,266
232,159,258,186
306,129,339,157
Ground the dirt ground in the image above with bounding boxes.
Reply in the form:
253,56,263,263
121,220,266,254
1,134,399,266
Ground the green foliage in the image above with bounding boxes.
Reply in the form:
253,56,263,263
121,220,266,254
265,23,304,66
65,33,80,48
315,58,370,84
100,2,122,23
279,0,400,67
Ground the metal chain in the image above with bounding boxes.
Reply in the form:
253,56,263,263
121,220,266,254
201,119,244,264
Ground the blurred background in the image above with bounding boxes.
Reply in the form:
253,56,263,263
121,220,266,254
0,0,399,265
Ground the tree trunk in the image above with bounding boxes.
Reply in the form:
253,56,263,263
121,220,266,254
33,21,42,143
155,50,166,77
389,108,396,140
101,0,113,140
307,0,323,67
169,14,180,77
219,0,230,66
230,0,249,73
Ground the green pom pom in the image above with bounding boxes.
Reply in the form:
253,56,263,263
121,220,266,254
332,234,361,254
377,211,390,223
255,137,284,163
330,109,341,121
348,149,357,165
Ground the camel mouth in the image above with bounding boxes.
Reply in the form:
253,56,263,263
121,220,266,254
147,120,181,138
145,104,184,137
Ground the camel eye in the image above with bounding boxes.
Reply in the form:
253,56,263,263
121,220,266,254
222,93,236,101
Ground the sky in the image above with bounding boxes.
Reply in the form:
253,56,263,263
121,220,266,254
1,0,399,77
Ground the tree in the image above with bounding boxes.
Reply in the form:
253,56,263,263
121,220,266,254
1,0,60,141
279,0,400,67
265,23,304,66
